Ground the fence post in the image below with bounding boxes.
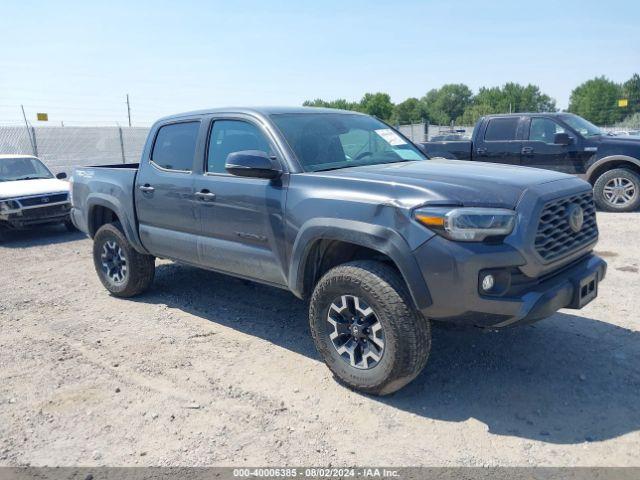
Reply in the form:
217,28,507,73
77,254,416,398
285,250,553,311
118,127,126,163
30,126,38,157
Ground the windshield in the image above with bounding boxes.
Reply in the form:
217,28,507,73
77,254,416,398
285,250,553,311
560,114,603,137
270,113,427,172
0,157,53,182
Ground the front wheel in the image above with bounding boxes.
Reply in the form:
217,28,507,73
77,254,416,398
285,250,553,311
593,168,640,212
309,260,431,395
93,222,155,297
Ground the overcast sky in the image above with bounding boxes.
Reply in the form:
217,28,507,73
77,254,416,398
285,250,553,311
1,0,638,125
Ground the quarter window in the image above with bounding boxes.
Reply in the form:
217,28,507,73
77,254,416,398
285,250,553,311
484,118,519,141
529,117,566,143
151,122,200,171
207,120,271,174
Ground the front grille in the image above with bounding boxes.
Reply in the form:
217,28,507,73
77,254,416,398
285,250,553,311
18,193,69,207
19,204,70,219
534,191,598,262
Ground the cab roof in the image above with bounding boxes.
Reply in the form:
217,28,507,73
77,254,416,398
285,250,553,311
157,106,366,123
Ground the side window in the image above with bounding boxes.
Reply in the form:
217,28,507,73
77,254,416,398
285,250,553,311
529,117,566,143
484,118,519,142
207,120,271,174
151,122,200,171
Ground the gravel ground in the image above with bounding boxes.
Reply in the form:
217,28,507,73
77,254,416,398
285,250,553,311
0,212,639,467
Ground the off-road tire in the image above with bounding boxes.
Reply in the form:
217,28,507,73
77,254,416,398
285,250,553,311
93,222,155,297
593,168,640,212
309,260,431,395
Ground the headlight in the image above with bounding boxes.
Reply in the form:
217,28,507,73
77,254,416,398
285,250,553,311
414,207,516,241
0,200,21,213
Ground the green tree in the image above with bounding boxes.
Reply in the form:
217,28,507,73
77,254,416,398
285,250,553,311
568,76,624,125
302,98,360,111
358,92,394,121
622,73,640,115
390,97,426,124
459,83,556,125
421,84,473,125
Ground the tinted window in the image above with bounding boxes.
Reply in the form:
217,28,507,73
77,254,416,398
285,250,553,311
207,120,271,174
271,113,425,172
151,122,199,171
529,118,566,143
484,118,519,141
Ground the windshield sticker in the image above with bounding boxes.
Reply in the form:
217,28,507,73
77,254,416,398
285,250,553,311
375,128,407,146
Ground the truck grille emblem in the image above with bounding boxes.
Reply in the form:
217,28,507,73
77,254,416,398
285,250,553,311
41,197,50,203
567,203,584,233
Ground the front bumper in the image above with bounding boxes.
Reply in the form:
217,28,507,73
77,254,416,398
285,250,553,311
414,235,607,328
0,203,71,229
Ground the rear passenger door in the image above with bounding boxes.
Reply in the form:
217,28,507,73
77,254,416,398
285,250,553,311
135,120,203,264
520,116,580,173
475,117,522,165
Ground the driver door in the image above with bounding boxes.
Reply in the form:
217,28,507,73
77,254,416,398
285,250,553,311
193,117,288,287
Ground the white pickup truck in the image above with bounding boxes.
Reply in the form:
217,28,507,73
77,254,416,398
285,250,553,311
0,154,74,241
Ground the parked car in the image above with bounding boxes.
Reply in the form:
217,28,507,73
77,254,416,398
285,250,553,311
71,107,606,395
421,113,640,212
0,154,74,241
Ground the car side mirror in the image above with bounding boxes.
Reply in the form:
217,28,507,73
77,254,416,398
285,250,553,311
554,133,572,146
56,172,67,179
225,150,282,179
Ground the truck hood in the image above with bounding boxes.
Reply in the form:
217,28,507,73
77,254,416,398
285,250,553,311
0,178,69,200
321,159,577,209
596,135,640,147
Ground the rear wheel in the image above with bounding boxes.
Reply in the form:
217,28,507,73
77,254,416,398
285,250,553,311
309,260,431,395
93,223,155,297
593,168,640,212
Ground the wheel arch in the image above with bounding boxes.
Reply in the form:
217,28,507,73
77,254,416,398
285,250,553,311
289,219,432,311
86,196,148,253
586,155,640,184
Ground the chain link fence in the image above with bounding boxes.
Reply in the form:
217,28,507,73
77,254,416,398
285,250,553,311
397,123,474,143
0,126,149,174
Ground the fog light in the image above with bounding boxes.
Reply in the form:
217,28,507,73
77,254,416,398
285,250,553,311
481,274,495,292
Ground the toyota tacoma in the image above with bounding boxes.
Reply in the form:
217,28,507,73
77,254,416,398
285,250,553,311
70,107,606,395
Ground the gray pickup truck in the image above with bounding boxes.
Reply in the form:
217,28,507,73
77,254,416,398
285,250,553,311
71,107,606,395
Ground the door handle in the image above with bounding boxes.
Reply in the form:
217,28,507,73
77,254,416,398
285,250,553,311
138,184,155,193
195,190,216,202
521,147,534,155
476,147,488,156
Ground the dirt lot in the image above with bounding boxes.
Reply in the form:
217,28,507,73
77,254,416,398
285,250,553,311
1,212,639,467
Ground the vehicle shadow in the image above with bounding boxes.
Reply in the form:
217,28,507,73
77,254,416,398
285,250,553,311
135,262,640,445
0,225,86,248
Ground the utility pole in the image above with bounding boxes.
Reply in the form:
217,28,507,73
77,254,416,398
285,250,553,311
126,94,132,127
20,104,37,156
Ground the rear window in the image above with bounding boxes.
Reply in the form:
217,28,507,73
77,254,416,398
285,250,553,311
484,118,519,142
151,122,200,171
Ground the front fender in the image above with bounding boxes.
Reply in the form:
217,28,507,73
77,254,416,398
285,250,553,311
289,218,432,310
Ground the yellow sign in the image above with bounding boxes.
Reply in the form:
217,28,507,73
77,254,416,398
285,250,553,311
618,99,629,107
36,112,49,121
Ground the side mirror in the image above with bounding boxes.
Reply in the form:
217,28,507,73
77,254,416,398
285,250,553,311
225,150,281,179
553,133,572,146
56,172,67,179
